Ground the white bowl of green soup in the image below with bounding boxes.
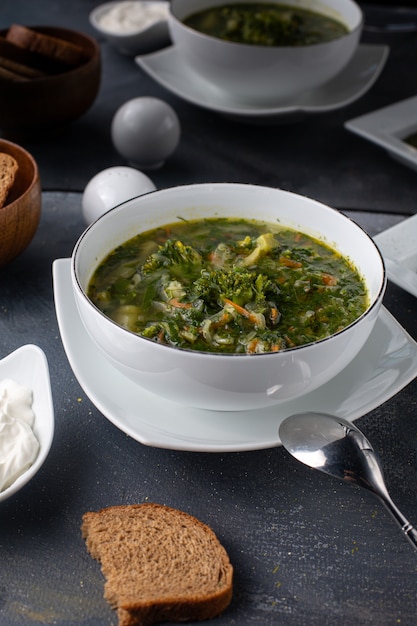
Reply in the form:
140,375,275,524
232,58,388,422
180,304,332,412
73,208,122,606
72,183,385,412
168,0,363,103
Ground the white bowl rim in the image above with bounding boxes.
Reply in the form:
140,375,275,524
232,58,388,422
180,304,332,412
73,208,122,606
72,182,386,360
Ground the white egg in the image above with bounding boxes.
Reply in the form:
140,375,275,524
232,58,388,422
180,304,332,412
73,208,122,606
82,166,156,224
111,97,181,169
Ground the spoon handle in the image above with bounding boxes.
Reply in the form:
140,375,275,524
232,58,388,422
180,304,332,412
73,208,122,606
403,526,417,549
380,494,417,550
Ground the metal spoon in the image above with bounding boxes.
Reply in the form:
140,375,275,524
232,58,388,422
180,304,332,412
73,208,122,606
279,412,417,549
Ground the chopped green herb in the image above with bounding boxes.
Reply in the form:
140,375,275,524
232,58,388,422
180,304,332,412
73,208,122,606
183,3,349,46
88,217,368,354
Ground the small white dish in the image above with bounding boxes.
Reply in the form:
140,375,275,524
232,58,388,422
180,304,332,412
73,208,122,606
135,43,389,123
90,0,171,55
53,258,417,453
345,95,417,172
0,344,54,503
374,214,417,297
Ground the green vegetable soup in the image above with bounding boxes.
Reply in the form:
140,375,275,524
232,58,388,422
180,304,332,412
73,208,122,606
183,3,349,46
88,218,368,354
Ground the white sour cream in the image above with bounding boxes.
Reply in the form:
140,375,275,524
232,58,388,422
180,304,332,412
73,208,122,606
0,379,39,492
98,1,169,34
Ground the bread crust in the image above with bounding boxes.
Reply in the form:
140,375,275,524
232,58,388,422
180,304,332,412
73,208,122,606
0,35,59,77
0,152,18,208
0,54,45,79
6,24,86,68
82,503,233,626
0,25,90,83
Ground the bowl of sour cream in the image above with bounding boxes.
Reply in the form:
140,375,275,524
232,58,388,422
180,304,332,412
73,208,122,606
90,0,171,55
0,344,54,503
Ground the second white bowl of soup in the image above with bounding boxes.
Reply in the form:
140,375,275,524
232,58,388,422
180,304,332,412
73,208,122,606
168,0,363,103
72,183,385,412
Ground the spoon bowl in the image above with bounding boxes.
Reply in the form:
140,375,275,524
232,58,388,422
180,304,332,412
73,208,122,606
279,412,417,549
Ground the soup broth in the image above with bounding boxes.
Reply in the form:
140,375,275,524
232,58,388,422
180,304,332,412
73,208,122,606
183,2,349,46
88,217,368,354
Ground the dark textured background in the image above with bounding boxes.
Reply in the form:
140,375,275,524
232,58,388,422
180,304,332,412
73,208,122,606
1,3,417,625
1,2,417,213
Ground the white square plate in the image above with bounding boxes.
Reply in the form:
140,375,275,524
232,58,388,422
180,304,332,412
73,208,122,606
53,258,417,453
345,95,417,172
374,214,417,297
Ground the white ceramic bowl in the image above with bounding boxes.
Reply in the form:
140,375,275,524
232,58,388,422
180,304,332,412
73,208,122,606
71,184,385,412
0,345,54,503
90,0,171,55
168,0,363,103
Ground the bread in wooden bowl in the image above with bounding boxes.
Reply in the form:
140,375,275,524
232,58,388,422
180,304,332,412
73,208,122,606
0,38,48,80
82,503,233,626
0,31,78,78
0,25,100,135
0,138,41,267
6,24,87,69
0,152,19,208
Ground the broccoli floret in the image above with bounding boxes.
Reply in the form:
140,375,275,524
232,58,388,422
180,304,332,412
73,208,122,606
141,240,202,275
194,267,277,307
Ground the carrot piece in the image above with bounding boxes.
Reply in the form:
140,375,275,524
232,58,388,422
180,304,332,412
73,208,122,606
284,334,296,348
322,273,337,286
246,338,259,353
156,226,171,244
211,311,232,330
270,307,280,323
279,256,302,268
169,298,192,309
223,297,260,325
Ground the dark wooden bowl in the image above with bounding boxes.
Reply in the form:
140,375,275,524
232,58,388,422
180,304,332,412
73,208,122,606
0,26,101,134
0,138,41,267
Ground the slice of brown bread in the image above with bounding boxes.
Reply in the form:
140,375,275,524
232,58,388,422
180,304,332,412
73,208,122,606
82,503,233,626
0,152,19,208
0,63,29,81
6,24,86,68
0,35,69,76
0,54,45,79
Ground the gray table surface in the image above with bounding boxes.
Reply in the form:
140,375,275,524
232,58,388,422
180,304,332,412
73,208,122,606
2,3,417,626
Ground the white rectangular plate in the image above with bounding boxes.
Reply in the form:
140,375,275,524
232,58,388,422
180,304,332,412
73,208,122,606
374,214,417,297
345,95,417,172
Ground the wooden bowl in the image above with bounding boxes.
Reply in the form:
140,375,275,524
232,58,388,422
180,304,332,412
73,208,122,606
0,26,101,134
0,139,41,267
